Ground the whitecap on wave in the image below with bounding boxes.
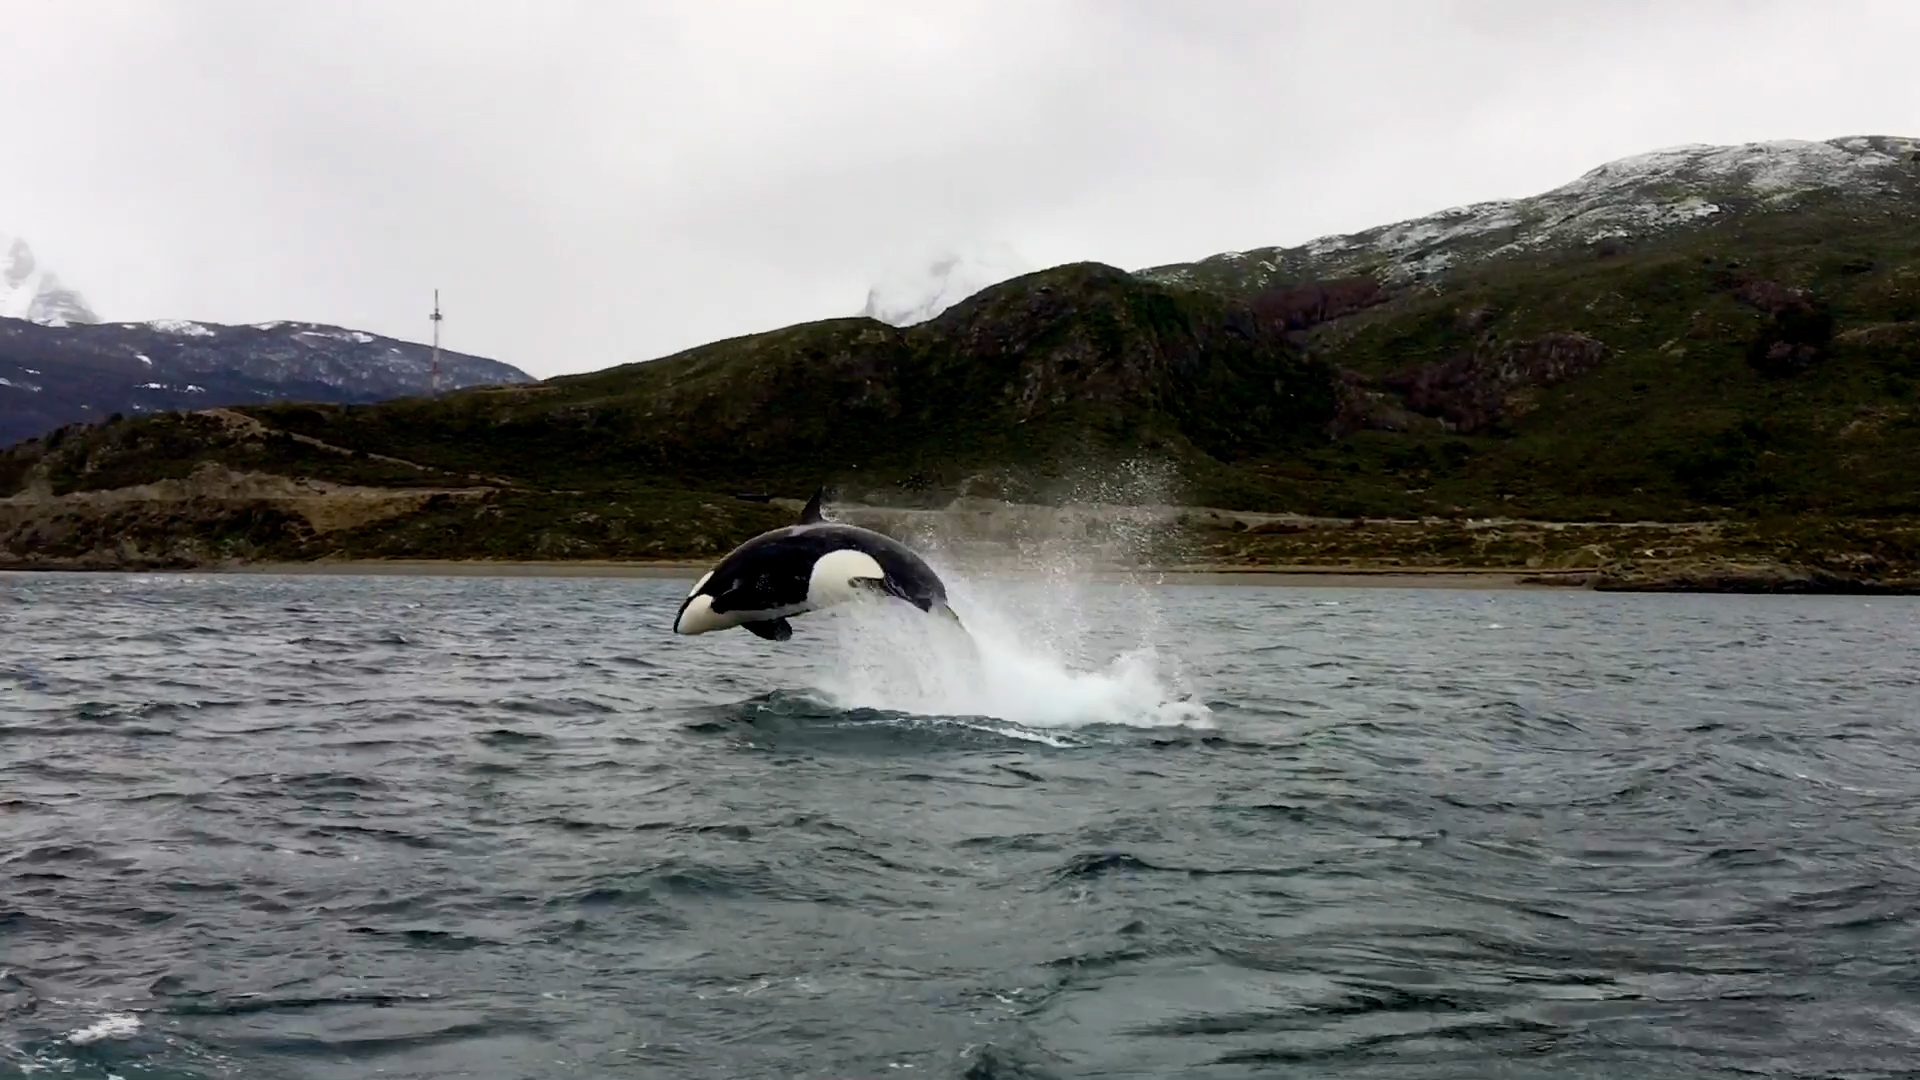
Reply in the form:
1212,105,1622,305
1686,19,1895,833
65,1012,141,1044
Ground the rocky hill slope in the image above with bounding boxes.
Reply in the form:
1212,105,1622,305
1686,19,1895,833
0,316,533,446
3,135,1918,586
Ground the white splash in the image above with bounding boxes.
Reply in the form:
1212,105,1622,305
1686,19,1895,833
807,473,1211,731
65,1013,140,1045
811,588,1209,730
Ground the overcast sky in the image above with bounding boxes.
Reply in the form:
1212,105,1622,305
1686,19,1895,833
4,1,1916,378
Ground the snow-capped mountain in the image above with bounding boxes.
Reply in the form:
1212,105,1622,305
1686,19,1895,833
1139,135,1920,293
0,316,532,447
859,244,1030,327
0,234,97,327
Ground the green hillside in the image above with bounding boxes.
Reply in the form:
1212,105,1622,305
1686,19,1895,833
1231,192,1920,522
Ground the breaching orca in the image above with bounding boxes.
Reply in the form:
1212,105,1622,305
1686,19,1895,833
673,489,966,642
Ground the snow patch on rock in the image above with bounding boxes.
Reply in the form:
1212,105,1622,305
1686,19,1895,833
148,318,217,337
298,329,376,344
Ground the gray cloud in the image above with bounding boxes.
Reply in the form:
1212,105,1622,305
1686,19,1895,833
3,0,1915,377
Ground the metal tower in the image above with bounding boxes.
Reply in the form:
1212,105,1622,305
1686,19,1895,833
429,289,443,395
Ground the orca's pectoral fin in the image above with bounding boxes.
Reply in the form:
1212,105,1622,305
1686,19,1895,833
850,576,931,610
742,618,793,641
849,575,900,600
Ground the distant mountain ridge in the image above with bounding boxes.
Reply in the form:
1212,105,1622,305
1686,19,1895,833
0,229,534,445
0,315,532,446
0,234,96,326
5,132,1920,587
1138,135,1920,295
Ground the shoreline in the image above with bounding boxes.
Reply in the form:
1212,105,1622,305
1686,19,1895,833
0,558,1611,590
6,559,1915,594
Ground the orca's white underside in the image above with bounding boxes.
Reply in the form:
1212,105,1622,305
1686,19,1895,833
674,550,888,636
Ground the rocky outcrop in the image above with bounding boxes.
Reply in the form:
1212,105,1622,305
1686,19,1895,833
1250,277,1389,334
1728,276,1835,375
1334,332,1609,434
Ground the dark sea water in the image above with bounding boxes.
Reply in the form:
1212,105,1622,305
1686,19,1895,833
4,569,1920,1079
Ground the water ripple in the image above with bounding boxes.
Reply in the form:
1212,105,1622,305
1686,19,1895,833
2,571,1918,1078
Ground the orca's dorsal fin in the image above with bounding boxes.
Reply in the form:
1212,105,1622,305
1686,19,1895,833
798,487,827,525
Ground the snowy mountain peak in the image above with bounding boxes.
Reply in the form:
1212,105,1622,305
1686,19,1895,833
1139,134,1920,293
1571,136,1917,199
0,233,97,327
860,244,1030,327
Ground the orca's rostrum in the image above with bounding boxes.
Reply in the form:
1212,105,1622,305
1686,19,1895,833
673,489,966,642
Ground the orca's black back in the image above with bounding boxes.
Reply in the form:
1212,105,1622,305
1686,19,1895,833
704,524,947,615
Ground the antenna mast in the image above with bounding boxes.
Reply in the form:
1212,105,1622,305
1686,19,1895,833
428,289,443,395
